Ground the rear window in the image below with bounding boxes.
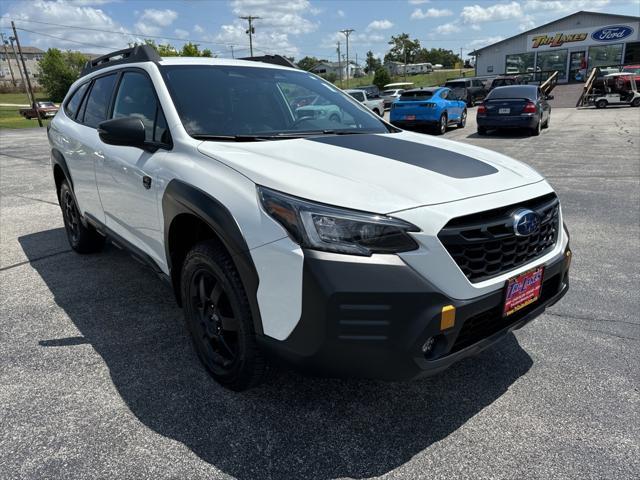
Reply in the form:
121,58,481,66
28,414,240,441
445,81,466,89
400,91,434,100
487,86,536,100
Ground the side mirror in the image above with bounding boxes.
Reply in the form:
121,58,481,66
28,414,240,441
546,94,554,100
98,117,146,149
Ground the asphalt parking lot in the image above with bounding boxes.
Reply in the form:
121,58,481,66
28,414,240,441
1,107,639,480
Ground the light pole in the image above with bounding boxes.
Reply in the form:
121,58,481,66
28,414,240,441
240,16,261,57
340,29,354,88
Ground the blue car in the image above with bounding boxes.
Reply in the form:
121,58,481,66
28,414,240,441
389,87,467,135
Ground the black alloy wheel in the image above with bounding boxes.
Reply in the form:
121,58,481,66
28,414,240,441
59,180,104,253
181,240,266,390
62,188,80,245
188,268,240,375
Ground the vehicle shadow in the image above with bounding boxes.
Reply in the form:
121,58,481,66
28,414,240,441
466,129,536,139
21,228,533,480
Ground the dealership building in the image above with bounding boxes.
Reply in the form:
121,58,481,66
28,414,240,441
471,11,640,82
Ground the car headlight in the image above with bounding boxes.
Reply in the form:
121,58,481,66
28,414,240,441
258,186,419,256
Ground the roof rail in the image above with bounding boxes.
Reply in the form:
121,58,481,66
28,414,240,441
80,45,161,77
239,55,298,69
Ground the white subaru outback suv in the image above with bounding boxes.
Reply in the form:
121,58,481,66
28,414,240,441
48,46,571,390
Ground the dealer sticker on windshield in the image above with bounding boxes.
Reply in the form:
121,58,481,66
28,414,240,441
503,266,544,317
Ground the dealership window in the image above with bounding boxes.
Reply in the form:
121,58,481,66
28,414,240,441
624,42,640,65
505,52,535,74
588,43,623,69
536,49,568,79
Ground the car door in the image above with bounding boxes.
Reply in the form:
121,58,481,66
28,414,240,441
94,69,171,267
440,89,460,120
64,74,119,223
537,87,550,122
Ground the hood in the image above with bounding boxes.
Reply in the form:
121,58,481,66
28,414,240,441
197,131,544,214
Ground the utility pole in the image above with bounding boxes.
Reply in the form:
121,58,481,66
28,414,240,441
11,22,42,127
1,33,17,86
8,37,26,92
339,29,354,88
337,41,342,88
460,47,463,77
229,44,235,59
240,16,261,57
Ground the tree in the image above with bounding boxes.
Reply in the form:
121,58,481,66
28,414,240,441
202,49,213,58
415,48,461,68
373,67,391,90
364,50,381,74
384,33,421,64
297,56,321,71
38,48,87,102
181,42,201,57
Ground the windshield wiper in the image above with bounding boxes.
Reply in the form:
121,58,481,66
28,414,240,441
191,134,295,142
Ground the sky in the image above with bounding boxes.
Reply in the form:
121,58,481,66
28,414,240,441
1,0,639,61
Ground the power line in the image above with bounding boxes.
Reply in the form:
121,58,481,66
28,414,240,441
7,18,235,47
15,27,120,51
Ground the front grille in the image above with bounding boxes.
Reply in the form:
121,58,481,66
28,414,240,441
451,273,562,353
438,193,560,283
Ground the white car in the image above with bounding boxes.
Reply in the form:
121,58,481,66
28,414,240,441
48,46,571,390
344,88,385,116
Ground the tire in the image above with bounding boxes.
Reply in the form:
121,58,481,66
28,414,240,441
329,113,340,122
436,113,447,135
543,114,550,129
631,97,640,107
457,109,467,128
59,180,105,253
373,108,381,116
531,119,541,136
477,126,487,136
467,96,474,107
181,240,266,391
595,99,607,109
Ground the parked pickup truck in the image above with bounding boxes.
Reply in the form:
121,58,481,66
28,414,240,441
19,101,59,119
344,89,385,116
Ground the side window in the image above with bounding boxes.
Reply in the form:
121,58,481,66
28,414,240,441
64,82,89,119
112,71,163,143
83,74,117,128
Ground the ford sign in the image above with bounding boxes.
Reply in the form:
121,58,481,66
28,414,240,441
591,25,634,42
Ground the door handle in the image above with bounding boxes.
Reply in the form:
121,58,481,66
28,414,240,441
142,176,152,190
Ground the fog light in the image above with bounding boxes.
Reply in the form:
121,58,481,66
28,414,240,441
422,337,435,354
565,249,572,268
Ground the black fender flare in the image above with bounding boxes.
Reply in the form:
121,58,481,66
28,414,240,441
51,148,74,193
162,179,263,335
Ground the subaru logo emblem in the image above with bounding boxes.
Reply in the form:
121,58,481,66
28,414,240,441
512,209,540,237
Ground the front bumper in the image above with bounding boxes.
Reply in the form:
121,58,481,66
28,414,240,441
259,245,570,381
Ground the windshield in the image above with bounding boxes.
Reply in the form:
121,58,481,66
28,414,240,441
161,65,390,138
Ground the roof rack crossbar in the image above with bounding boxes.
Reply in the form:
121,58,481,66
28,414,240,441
239,55,298,69
80,45,162,77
